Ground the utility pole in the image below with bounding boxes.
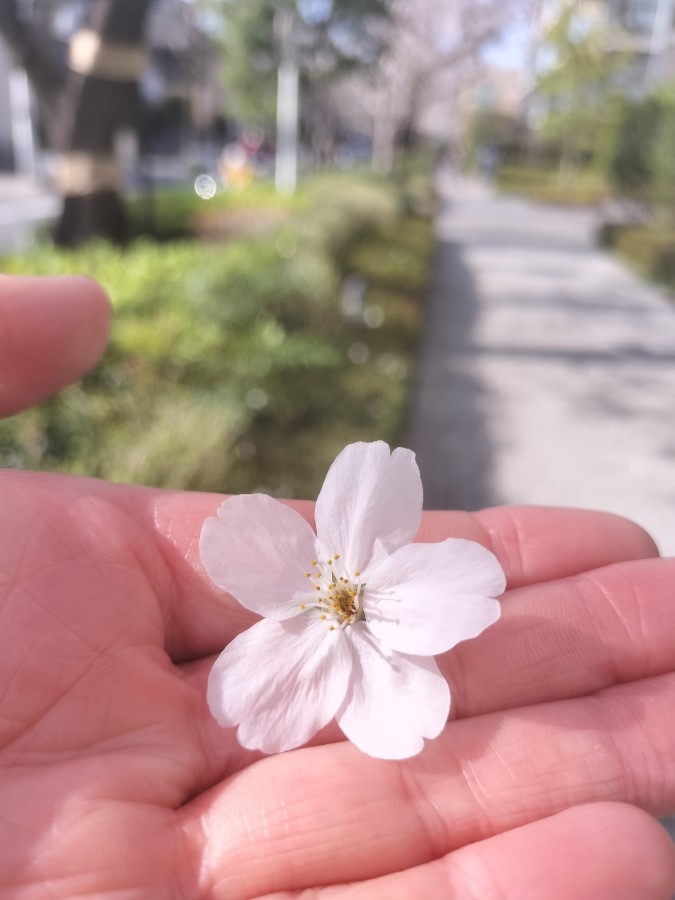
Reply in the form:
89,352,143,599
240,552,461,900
8,67,36,177
274,5,298,196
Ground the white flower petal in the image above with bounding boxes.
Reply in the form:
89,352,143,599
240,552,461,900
336,623,450,759
314,441,422,574
207,615,351,754
200,494,317,620
364,539,505,657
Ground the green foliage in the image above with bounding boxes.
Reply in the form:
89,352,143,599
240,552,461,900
295,173,398,250
0,176,432,498
465,111,524,169
126,181,298,241
209,0,389,126
610,94,663,196
610,226,675,289
535,6,629,175
610,88,675,224
215,0,278,122
126,188,203,240
650,98,675,216
498,165,608,206
394,146,439,216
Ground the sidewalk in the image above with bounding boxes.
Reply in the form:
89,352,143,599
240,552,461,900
408,176,675,556
0,173,58,252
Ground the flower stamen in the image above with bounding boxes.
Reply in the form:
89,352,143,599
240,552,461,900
302,553,366,631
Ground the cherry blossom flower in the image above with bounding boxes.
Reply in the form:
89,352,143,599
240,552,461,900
200,441,505,759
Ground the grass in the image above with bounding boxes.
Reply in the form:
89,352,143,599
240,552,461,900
608,225,675,291
498,165,609,206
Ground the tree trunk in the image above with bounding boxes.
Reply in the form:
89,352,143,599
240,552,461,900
372,91,397,176
0,3,65,120
52,0,155,247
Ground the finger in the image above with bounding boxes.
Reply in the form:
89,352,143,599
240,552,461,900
446,555,675,716
180,671,675,897
3,473,666,787
144,492,657,659
0,275,110,416
181,553,675,788
419,505,658,587
8,476,652,660
474,505,658,585
256,803,675,900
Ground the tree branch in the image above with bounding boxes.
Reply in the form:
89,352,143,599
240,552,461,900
0,0,66,107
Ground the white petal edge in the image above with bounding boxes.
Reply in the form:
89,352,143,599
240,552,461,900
200,494,318,620
363,538,505,657
336,623,450,760
207,615,351,754
314,441,423,575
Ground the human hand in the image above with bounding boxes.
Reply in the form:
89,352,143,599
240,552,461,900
0,276,674,899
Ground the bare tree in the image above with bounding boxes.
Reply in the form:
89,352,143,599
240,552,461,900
0,0,65,121
335,0,529,173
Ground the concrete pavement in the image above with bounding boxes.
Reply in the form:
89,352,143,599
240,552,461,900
409,176,675,556
408,177,675,844
0,173,58,252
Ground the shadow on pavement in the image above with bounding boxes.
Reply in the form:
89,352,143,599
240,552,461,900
407,240,498,511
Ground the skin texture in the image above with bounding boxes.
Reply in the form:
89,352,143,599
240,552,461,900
0,275,674,899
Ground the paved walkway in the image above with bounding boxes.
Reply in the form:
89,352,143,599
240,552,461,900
408,176,675,556
0,174,58,252
408,175,675,848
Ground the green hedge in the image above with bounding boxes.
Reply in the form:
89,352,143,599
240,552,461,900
610,226,675,288
498,165,608,206
128,180,301,241
610,90,675,218
1,177,431,498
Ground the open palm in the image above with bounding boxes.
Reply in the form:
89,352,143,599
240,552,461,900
1,276,674,900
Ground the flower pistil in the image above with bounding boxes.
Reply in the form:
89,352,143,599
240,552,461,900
302,553,366,630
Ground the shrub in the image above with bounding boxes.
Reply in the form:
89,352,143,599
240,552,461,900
610,89,675,224
498,165,608,206
0,176,431,497
610,95,663,199
613,227,675,289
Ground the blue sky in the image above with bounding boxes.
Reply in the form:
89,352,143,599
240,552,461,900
483,21,531,70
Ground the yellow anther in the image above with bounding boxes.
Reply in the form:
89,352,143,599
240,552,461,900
329,626,335,631
299,604,306,609
321,615,326,620
355,571,361,577
311,560,317,566
334,553,341,559
315,586,321,591
306,573,312,577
